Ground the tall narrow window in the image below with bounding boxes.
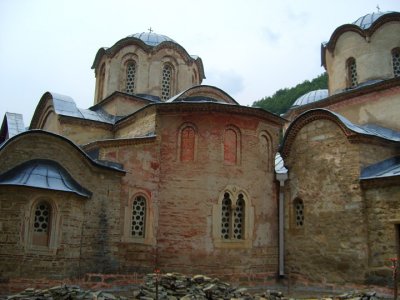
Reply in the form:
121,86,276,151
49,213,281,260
233,194,245,239
97,63,106,102
392,48,400,78
294,198,304,228
132,195,146,238
224,128,237,165
347,58,358,88
161,64,172,100
32,201,51,246
180,126,195,162
221,193,231,239
126,61,136,94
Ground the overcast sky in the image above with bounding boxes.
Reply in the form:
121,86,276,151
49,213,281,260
1,0,399,125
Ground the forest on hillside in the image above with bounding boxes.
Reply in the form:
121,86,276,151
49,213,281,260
252,73,328,115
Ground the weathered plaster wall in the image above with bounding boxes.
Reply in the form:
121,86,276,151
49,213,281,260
325,22,400,94
155,110,280,277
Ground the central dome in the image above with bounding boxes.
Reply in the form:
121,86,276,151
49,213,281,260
352,11,394,29
128,32,177,46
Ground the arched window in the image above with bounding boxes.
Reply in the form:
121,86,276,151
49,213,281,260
233,194,245,239
180,126,196,162
392,48,400,78
294,198,304,228
220,192,245,240
347,57,358,88
97,63,106,102
32,201,51,247
224,128,239,165
126,61,137,94
161,64,173,100
131,195,146,238
221,193,232,239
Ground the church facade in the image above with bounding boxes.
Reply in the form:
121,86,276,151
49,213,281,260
0,11,399,290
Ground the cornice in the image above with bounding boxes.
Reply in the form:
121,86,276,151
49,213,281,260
59,115,113,130
285,77,400,120
82,136,156,152
154,102,286,127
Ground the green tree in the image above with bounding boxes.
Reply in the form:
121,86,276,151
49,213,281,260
252,73,328,115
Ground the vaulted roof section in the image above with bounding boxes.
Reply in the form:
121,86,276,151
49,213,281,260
0,159,92,198
280,109,400,159
166,85,239,105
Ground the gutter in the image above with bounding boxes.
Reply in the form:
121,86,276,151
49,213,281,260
276,172,288,277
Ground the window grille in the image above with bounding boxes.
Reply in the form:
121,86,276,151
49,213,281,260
347,58,358,88
393,49,400,77
161,65,172,100
132,196,146,237
233,194,244,239
221,193,231,239
126,62,136,94
295,199,304,227
34,202,50,233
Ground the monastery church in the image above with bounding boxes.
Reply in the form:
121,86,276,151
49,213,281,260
0,10,400,289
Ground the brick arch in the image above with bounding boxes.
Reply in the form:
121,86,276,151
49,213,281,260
177,122,198,162
280,109,354,159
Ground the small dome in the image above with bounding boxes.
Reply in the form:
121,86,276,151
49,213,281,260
128,32,177,46
292,89,328,107
352,11,394,29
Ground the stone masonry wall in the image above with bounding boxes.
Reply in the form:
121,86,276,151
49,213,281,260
0,132,123,279
284,118,368,284
364,183,400,285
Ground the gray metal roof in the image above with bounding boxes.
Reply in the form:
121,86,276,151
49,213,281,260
51,92,117,124
4,112,25,137
0,159,92,198
360,156,400,180
275,152,287,174
127,32,177,47
352,11,394,29
292,89,329,107
333,112,400,142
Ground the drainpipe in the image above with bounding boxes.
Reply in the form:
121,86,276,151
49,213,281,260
276,172,288,277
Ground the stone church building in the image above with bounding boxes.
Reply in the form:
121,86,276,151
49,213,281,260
0,11,399,290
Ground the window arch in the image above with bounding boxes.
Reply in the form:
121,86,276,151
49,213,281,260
224,126,241,165
180,126,196,162
97,63,106,102
24,197,60,252
123,191,154,244
215,186,252,246
346,57,358,88
220,192,245,240
32,201,51,246
392,48,400,78
131,195,146,238
293,198,304,228
161,64,173,100
125,61,137,94
259,131,273,171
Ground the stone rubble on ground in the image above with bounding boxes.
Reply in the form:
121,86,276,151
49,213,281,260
0,273,385,300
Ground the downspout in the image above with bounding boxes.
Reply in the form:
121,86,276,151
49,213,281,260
276,172,288,277
275,152,288,278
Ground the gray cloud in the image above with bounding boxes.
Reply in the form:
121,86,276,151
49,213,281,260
204,70,245,96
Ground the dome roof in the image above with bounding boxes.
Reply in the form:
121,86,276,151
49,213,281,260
292,89,328,107
352,11,395,29
127,32,177,46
